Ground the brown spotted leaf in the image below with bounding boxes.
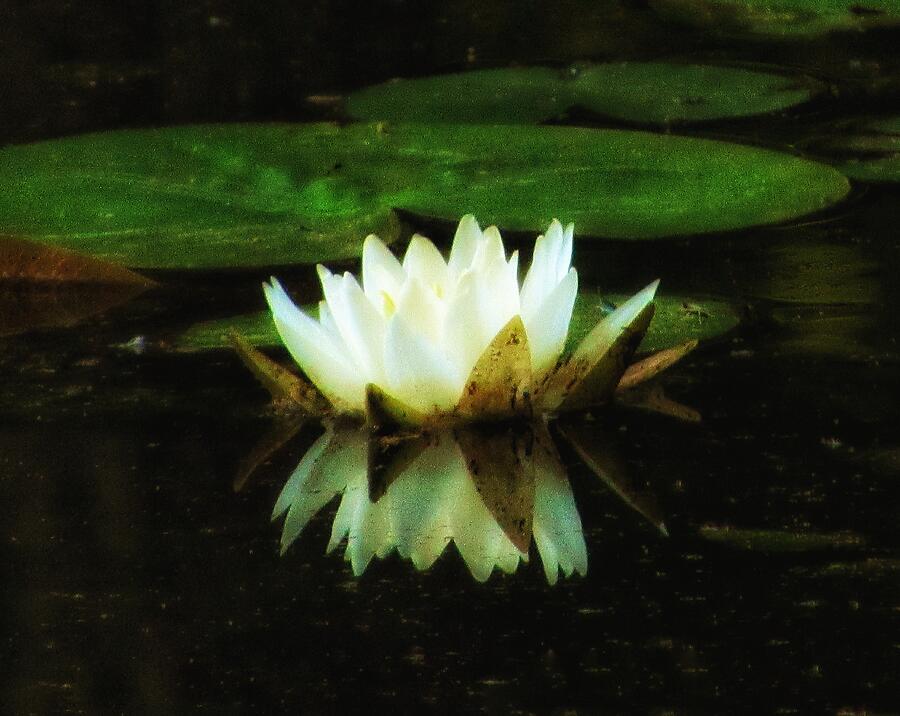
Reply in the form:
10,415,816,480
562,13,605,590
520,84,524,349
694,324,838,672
539,280,659,412
365,383,427,431
456,315,533,421
616,339,698,392
228,331,327,415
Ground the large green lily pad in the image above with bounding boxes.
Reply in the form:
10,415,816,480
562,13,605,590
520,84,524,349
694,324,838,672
347,63,819,125
0,123,849,268
649,0,900,37
174,291,740,354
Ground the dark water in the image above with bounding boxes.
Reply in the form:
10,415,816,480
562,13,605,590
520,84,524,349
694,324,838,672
2,3,899,714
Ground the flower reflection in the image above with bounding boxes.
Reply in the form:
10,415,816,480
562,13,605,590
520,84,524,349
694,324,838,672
272,424,588,584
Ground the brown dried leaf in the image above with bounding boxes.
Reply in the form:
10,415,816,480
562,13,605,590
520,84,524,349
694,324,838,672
365,383,427,431
456,315,533,420
538,280,659,412
0,235,154,285
616,339,698,392
228,331,327,415
0,236,154,337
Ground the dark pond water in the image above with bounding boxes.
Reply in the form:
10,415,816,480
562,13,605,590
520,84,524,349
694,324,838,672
2,3,899,714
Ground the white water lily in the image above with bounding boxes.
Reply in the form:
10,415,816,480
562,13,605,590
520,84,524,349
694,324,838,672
264,215,578,415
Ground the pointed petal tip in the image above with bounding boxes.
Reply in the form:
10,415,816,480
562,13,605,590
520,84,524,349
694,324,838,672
315,264,333,282
659,523,670,537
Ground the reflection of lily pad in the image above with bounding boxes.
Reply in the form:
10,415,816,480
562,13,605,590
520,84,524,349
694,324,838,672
0,123,850,268
347,63,819,125
699,525,866,552
176,291,741,353
650,0,900,37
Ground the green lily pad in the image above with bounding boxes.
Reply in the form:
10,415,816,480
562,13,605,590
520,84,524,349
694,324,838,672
649,0,900,37
175,291,740,354
347,63,819,125
347,67,569,124
384,124,850,239
572,63,817,124
0,124,402,269
567,293,740,354
0,123,849,268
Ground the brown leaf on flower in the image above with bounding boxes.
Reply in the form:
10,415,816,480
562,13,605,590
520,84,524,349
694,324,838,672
457,426,534,554
228,331,327,415
456,314,533,421
538,280,659,413
616,339,698,392
365,383,427,431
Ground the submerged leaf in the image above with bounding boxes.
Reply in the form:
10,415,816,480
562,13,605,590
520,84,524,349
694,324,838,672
811,117,900,183
699,525,866,552
650,0,900,37
568,293,740,354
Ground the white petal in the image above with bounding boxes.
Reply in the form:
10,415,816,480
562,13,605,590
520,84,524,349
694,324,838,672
557,222,574,280
316,266,385,385
523,268,578,375
533,453,587,584
402,234,448,293
475,225,506,269
448,214,482,277
442,272,503,384
362,234,404,309
384,313,462,412
393,276,445,346
263,278,363,409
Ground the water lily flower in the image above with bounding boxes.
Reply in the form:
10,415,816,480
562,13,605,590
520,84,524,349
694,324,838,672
263,215,661,422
